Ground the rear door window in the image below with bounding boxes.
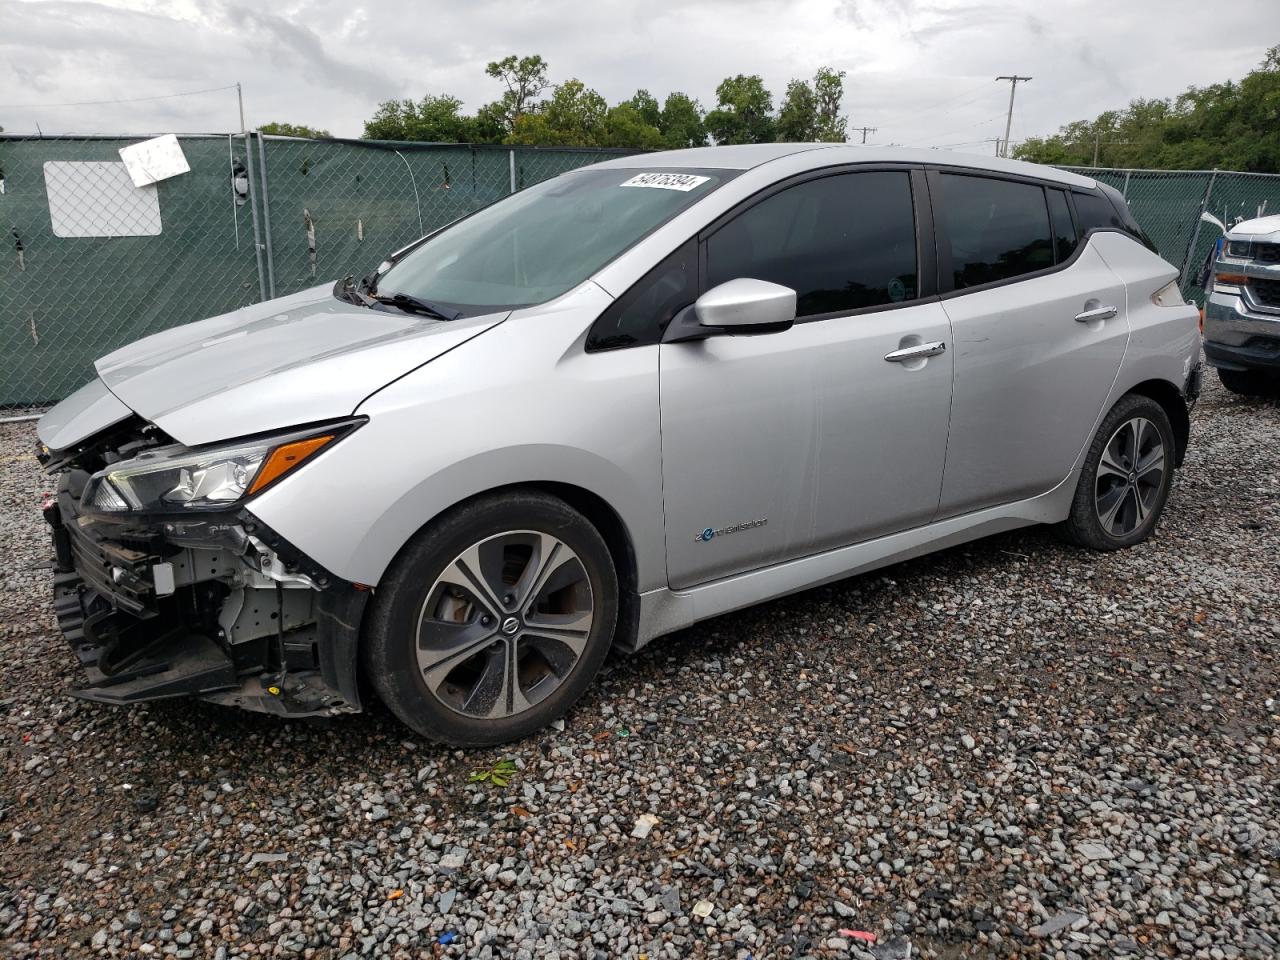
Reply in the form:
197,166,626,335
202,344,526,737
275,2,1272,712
704,171,918,317
938,174,1054,289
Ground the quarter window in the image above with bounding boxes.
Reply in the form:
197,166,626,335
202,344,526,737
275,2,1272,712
705,172,918,318
1072,189,1124,233
939,174,1054,289
1046,189,1078,263
586,239,695,350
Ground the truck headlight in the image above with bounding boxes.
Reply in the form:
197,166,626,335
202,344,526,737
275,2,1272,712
83,420,362,513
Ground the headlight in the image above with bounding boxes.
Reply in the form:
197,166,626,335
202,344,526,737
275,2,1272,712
1225,239,1252,259
83,420,361,513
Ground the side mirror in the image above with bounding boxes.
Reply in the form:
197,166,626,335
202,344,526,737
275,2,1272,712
664,278,797,342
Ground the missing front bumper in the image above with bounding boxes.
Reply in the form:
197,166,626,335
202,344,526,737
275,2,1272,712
44,481,368,718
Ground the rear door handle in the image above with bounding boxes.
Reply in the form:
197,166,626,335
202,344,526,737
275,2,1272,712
884,340,946,363
1074,305,1118,323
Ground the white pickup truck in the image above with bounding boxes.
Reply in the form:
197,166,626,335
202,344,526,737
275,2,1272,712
1202,213,1280,395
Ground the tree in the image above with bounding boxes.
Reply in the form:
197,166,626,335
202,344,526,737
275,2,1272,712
1015,45,1280,172
812,67,847,142
628,90,663,129
603,103,665,149
659,92,707,148
485,54,550,131
776,79,817,141
704,74,775,144
260,121,331,139
507,79,608,145
362,95,474,142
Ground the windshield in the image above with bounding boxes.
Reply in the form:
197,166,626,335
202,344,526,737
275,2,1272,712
372,167,731,316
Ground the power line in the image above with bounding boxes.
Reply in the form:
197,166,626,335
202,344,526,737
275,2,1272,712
850,125,877,144
903,79,997,121
995,75,1031,158
0,83,240,110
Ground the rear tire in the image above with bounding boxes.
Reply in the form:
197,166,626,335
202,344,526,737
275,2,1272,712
363,491,617,746
1217,367,1278,397
1058,394,1175,551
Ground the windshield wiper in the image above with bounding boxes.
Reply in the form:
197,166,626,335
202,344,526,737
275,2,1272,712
370,292,463,321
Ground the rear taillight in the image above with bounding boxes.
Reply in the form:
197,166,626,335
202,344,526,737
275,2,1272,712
1151,281,1186,307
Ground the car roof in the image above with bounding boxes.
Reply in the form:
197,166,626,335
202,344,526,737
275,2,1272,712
590,142,1097,189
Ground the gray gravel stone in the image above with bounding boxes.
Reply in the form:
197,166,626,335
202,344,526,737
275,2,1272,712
1,380,1278,959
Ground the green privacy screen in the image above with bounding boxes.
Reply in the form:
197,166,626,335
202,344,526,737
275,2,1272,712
4,134,1280,407
0,135,635,406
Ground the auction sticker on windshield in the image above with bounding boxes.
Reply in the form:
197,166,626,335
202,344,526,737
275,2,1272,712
620,172,711,191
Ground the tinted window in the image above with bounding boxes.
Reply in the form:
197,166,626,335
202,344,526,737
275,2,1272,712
939,174,1053,289
1072,189,1124,234
586,240,695,350
1046,189,1078,263
705,172,917,317
1076,185,1158,252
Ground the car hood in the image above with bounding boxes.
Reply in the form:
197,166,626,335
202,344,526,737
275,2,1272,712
88,284,507,446
1227,213,1280,242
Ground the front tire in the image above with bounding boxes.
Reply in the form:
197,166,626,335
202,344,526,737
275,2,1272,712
1058,394,1175,551
364,491,618,746
1217,367,1278,397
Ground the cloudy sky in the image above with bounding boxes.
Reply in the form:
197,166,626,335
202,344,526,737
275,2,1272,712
1,0,1274,150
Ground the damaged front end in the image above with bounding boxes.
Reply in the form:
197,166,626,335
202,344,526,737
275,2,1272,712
39,415,368,717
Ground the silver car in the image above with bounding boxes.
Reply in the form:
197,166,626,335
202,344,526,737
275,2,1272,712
37,145,1202,745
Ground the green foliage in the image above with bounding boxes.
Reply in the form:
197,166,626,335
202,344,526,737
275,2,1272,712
812,67,848,143
1015,46,1280,172
468,758,518,788
485,54,550,131
705,74,775,145
357,57,855,154
659,92,708,148
777,79,817,142
362,95,487,143
604,103,667,149
508,79,665,148
776,68,847,143
259,121,331,139
628,89,663,129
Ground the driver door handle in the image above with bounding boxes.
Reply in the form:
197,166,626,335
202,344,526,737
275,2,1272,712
884,340,946,363
1074,305,1118,323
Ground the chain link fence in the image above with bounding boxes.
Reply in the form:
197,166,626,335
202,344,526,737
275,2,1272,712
1061,165,1280,305
0,134,637,407
4,137,1280,408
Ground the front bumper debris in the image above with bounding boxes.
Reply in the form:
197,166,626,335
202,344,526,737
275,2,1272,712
43,471,367,717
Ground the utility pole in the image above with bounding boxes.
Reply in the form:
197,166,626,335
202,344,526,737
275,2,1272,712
995,75,1031,158
236,82,246,135
1092,131,1100,167
851,125,877,144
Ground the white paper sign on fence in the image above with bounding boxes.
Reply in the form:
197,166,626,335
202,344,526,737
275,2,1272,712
118,134,191,187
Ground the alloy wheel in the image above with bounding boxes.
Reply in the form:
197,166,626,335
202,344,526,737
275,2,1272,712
415,530,594,719
1094,416,1166,538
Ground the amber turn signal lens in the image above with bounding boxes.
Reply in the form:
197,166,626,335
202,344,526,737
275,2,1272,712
1214,272,1248,285
248,434,334,495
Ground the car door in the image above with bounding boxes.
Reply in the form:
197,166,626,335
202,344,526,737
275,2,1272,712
658,168,955,590
930,171,1130,518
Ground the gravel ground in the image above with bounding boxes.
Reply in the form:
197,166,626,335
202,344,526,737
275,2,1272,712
1,379,1277,960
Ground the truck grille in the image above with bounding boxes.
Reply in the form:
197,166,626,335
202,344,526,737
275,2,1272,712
1252,277,1280,308
1254,243,1280,265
